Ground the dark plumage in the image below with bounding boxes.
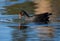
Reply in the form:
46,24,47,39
21,10,30,17
19,10,52,24
33,12,52,24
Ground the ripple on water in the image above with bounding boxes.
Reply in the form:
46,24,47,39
0,22,60,41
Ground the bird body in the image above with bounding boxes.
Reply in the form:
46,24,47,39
18,9,52,24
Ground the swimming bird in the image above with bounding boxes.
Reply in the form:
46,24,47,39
18,10,31,19
18,9,52,24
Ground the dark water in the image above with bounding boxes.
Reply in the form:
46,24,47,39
0,15,60,41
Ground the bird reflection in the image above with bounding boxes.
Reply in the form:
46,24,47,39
18,25,28,29
10,26,28,41
9,25,55,41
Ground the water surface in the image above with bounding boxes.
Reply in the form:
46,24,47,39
0,15,60,41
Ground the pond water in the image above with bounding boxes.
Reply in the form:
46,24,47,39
0,15,60,41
